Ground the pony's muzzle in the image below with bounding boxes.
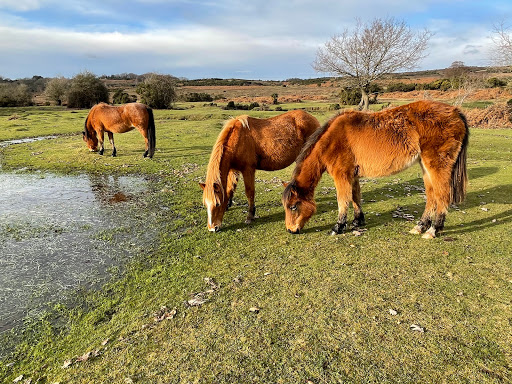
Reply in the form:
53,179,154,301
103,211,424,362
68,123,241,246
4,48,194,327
287,228,300,235
208,225,221,233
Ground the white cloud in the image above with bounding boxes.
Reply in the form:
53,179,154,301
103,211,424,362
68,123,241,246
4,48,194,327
0,0,44,11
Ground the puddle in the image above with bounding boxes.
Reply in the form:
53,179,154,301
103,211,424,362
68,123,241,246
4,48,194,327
0,136,58,148
0,172,159,334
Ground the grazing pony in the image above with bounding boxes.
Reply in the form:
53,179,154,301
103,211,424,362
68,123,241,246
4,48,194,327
200,110,320,232
282,100,468,239
83,102,156,158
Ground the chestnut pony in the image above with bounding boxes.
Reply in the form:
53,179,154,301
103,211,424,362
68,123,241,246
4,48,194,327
200,110,320,232
282,101,469,239
83,102,156,158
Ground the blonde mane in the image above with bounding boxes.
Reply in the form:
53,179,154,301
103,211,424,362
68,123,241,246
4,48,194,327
203,116,249,205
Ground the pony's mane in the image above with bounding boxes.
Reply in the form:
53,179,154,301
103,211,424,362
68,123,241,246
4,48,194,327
291,112,342,179
83,115,90,139
203,116,248,204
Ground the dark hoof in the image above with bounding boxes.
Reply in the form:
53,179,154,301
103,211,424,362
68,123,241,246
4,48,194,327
98,149,104,156
331,222,346,235
143,151,149,158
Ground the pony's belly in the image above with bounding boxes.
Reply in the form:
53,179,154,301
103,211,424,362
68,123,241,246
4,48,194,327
359,153,420,178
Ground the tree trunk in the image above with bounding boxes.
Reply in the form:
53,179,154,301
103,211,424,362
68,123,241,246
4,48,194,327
358,86,370,111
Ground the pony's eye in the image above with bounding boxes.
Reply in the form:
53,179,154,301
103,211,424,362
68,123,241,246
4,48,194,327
290,205,297,211
215,202,220,207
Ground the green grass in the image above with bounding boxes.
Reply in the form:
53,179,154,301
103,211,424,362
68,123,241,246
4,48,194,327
1,105,511,383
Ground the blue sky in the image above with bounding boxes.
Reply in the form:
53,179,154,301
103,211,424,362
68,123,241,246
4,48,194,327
0,0,511,80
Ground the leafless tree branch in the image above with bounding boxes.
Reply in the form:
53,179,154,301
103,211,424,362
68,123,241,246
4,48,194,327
313,17,432,109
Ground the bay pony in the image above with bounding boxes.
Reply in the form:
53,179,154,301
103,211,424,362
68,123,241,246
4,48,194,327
200,110,320,232
83,102,156,158
282,101,468,239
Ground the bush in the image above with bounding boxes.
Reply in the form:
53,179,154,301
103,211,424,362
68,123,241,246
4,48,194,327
67,72,109,108
422,79,452,91
386,82,416,92
329,103,341,111
112,89,137,104
487,77,507,88
136,74,176,109
0,83,33,107
182,93,213,102
339,88,361,105
224,101,260,110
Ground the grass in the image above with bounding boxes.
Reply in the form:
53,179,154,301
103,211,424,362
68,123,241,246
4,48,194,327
0,104,511,383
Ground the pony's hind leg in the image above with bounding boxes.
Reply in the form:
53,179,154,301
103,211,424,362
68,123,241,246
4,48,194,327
138,127,150,157
410,161,435,235
242,168,256,223
351,177,365,228
416,161,451,239
107,132,117,157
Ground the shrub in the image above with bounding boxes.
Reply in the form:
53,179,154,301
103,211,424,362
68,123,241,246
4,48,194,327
112,89,137,104
386,82,416,92
224,101,260,110
423,79,452,91
339,88,361,105
67,71,109,108
487,77,507,88
0,83,33,107
136,74,176,109
182,93,213,102
329,103,341,111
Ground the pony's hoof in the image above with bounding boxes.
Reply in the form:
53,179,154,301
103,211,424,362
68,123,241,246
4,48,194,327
421,228,436,239
409,225,422,235
245,218,253,224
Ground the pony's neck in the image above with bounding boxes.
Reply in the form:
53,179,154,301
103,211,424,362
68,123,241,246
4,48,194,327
293,147,325,196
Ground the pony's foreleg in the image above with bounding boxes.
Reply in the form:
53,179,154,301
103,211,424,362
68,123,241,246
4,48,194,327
351,178,365,228
107,132,117,157
331,175,352,235
242,168,256,224
98,131,105,155
226,170,239,210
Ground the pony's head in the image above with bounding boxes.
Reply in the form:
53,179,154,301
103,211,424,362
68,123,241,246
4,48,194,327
82,117,98,151
199,181,229,232
282,181,316,234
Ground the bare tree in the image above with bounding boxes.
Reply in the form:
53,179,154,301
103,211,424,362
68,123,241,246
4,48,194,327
491,21,512,66
44,76,69,106
313,17,432,110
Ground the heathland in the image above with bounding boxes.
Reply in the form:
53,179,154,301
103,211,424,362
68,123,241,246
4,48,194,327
0,75,511,383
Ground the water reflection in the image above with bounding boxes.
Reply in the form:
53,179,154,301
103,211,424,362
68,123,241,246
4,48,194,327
0,172,152,333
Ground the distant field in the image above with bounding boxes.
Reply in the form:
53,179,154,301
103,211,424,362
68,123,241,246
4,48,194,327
0,104,511,383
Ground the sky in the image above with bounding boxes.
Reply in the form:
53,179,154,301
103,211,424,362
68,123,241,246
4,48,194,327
0,0,511,80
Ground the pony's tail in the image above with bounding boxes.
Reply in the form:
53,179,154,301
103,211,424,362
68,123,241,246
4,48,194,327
147,107,156,158
450,114,469,205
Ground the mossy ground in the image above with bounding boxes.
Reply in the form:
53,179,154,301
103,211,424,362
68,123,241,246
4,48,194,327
0,103,511,383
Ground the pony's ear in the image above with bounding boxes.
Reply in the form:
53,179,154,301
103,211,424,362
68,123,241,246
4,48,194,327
213,183,221,193
199,182,206,191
